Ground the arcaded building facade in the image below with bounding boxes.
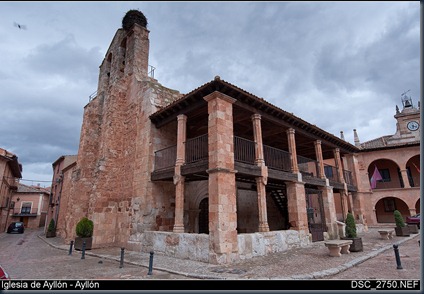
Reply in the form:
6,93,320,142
354,95,420,226
57,11,418,264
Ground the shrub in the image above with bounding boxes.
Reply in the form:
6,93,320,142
394,210,405,227
345,212,357,238
47,218,56,232
76,217,94,238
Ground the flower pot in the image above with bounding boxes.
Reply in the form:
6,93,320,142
46,230,56,238
74,237,93,250
395,226,410,237
342,237,363,252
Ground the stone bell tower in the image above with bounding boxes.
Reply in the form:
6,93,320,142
392,90,420,143
66,10,182,248
98,9,150,91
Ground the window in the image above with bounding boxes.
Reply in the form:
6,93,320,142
383,198,396,212
21,202,31,214
379,169,391,182
324,165,333,178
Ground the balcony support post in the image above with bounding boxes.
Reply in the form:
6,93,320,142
173,114,187,233
314,140,326,179
204,91,239,264
251,114,269,232
286,128,299,174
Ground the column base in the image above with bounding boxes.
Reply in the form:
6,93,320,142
258,223,270,232
173,225,185,233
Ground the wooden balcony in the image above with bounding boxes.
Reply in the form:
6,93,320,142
151,134,356,191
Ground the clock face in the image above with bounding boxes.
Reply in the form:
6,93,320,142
407,121,419,131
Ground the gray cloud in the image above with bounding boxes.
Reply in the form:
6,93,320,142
0,1,419,185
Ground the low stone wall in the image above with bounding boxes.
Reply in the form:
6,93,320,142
237,230,311,261
127,229,311,263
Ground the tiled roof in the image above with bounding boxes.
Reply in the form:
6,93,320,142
17,183,50,194
360,136,391,149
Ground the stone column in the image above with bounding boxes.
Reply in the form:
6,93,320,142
173,114,187,233
351,192,368,229
251,114,269,232
371,208,378,226
286,181,308,232
333,148,345,184
400,169,411,188
319,186,338,239
204,91,238,264
252,114,265,165
314,140,326,179
286,128,299,173
339,190,349,220
334,148,348,220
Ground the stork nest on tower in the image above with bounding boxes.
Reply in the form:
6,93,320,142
122,9,148,31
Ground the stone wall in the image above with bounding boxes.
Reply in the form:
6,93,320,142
126,230,311,263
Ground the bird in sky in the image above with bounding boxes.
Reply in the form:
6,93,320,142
13,22,27,30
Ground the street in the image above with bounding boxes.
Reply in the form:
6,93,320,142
0,229,191,280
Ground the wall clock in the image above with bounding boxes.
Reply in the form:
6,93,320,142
407,121,419,131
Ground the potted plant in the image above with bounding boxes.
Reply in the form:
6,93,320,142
342,212,363,252
46,218,56,238
394,210,410,237
74,217,94,250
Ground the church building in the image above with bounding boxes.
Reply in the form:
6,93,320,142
51,10,418,264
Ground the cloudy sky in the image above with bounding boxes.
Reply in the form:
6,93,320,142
0,1,420,187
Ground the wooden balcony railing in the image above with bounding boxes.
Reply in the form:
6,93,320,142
324,164,339,182
154,145,177,170
186,134,208,164
263,145,291,171
234,136,256,164
343,169,353,185
297,155,318,177
152,136,355,187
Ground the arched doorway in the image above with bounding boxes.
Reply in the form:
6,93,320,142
375,197,409,223
198,198,209,234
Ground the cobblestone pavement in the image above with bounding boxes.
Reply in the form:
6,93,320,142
0,227,421,281
0,230,190,280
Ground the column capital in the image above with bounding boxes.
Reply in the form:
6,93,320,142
177,114,187,121
203,91,236,104
314,140,322,146
286,128,295,135
251,113,262,121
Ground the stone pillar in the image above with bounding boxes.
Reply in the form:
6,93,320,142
351,192,368,229
252,114,265,165
204,91,238,264
333,148,345,184
339,190,349,220
256,173,269,232
314,140,326,179
286,128,299,173
400,169,411,188
371,208,378,225
173,114,187,233
286,181,308,232
319,186,338,239
251,114,269,232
